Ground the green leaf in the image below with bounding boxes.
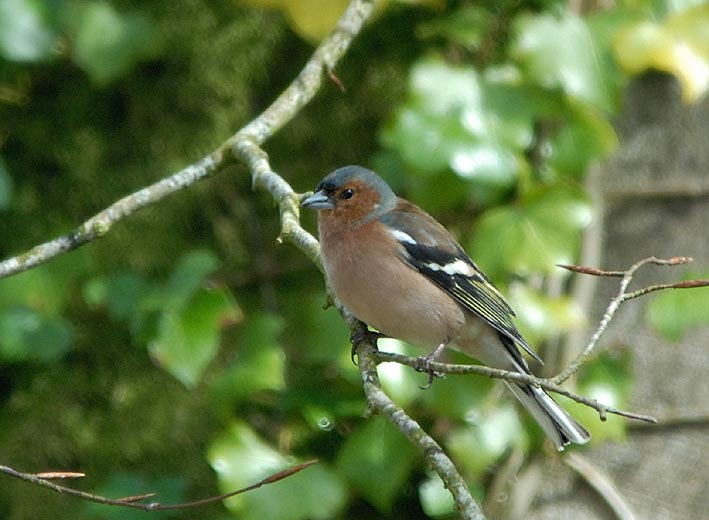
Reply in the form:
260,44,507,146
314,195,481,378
241,0,349,43
646,271,709,340
376,338,421,407
208,313,285,412
71,2,160,84
380,58,528,186
546,102,618,176
509,283,586,345
512,11,614,111
419,472,456,517
0,157,14,209
209,421,346,520
163,249,221,309
418,5,493,51
336,416,418,511
149,287,241,387
0,251,91,313
0,0,57,62
470,185,593,278
447,405,527,477
420,349,496,420
83,273,155,320
0,306,73,363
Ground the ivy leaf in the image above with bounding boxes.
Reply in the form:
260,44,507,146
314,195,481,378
469,185,593,278
0,0,57,62
546,101,618,177
149,287,241,388
242,0,445,44
336,416,418,512
144,250,241,387
0,306,73,363
508,283,586,345
70,2,161,84
512,11,614,111
375,339,422,407
418,5,493,50
208,313,285,413
209,421,346,520
447,405,527,478
162,250,221,309
380,59,529,186
419,472,456,517
420,349,496,420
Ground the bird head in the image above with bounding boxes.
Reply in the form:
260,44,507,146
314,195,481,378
301,165,396,226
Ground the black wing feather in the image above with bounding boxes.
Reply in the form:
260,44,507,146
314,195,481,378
381,203,542,365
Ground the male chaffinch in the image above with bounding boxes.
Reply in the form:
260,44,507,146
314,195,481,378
302,165,590,450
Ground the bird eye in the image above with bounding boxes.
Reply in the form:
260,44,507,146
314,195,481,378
341,189,354,200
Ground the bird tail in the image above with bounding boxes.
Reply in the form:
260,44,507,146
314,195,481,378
506,382,590,451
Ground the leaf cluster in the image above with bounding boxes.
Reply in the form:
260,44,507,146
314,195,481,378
1,0,708,518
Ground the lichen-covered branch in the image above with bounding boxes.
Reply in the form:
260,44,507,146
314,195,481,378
0,0,375,280
350,319,486,520
0,153,225,279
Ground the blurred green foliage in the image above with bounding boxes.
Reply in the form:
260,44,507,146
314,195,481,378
1,0,708,518
646,270,709,341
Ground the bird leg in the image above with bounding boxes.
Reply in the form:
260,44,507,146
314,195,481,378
415,338,450,389
349,327,386,365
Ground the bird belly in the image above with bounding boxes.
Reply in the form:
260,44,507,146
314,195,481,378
323,245,465,348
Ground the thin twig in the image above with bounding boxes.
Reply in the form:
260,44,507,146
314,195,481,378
628,410,709,430
622,279,709,300
564,453,636,520
0,461,318,511
0,153,225,279
373,351,657,424
553,256,696,384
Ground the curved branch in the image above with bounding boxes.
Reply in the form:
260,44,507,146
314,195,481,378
350,320,486,520
373,350,656,424
0,461,317,511
0,153,226,279
0,0,375,280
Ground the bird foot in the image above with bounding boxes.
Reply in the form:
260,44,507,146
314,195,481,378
414,356,445,389
414,338,450,389
349,328,384,365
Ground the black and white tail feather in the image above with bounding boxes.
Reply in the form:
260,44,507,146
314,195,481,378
499,336,590,450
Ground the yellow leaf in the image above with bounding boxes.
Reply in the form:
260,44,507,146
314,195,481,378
614,5,709,103
240,0,353,43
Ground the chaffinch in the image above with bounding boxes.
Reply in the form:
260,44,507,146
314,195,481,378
302,165,590,450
